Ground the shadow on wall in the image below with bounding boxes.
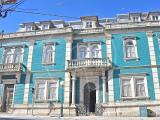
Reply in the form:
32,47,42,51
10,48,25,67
147,109,156,117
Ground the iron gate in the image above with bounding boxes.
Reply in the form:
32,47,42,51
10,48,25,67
95,103,102,116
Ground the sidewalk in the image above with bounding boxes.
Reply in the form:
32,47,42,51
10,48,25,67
0,113,160,120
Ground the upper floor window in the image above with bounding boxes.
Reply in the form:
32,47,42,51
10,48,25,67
125,41,135,58
152,15,159,21
79,47,87,59
4,50,12,64
15,49,23,63
3,45,25,64
86,22,92,28
133,17,139,22
42,42,56,65
122,36,138,61
26,26,32,31
91,46,100,58
42,24,49,30
77,43,102,59
119,73,149,101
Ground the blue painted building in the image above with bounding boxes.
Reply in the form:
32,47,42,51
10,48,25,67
0,11,160,117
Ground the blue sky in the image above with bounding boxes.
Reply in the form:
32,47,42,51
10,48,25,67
0,0,160,33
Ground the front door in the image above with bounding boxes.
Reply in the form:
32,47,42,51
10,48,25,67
84,83,96,114
2,84,14,112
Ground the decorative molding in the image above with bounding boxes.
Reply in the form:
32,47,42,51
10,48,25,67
124,57,139,61
2,79,17,84
3,44,26,49
34,77,60,81
105,34,112,39
118,73,147,77
122,36,137,40
146,32,153,37
76,40,102,44
43,42,57,45
16,74,21,83
29,40,35,46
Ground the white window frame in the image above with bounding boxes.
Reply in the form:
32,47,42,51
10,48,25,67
122,36,139,61
119,73,149,101
2,45,25,64
77,42,102,59
34,77,60,102
26,26,32,31
132,16,140,22
42,42,56,65
42,24,49,30
86,21,92,28
150,13,160,21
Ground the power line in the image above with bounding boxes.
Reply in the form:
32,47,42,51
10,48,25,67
11,10,80,19
17,0,70,11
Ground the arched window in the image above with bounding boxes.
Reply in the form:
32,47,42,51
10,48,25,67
4,50,12,64
45,47,53,63
125,41,135,58
79,47,87,59
91,46,100,58
15,49,22,63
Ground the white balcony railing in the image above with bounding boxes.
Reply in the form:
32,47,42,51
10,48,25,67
0,27,72,39
74,28,104,35
0,63,23,72
105,21,160,29
67,58,110,69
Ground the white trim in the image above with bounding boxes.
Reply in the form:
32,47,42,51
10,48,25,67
34,77,60,102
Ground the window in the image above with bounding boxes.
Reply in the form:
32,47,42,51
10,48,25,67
133,17,139,22
4,50,12,64
3,45,25,64
86,22,92,28
26,26,32,31
122,36,138,61
42,42,56,65
119,74,149,101
125,41,135,58
77,43,102,59
91,46,100,58
14,49,22,63
79,47,87,59
152,16,159,21
42,24,49,30
34,77,60,101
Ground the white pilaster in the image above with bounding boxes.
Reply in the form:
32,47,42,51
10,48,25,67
23,40,35,104
105,33,114,103
71,78,76,105
102,77,106,103
146,32,160,100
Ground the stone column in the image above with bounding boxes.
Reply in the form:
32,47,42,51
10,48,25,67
101,76,106,103
146,32,160,100
71,71,76,105
23,40,35,104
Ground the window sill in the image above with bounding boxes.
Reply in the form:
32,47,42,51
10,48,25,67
41,63,55,66
120,96,150,100
124,57,139,61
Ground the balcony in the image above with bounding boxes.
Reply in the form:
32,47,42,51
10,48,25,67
0,63,23,73
74,28,104,35
67,58,110,69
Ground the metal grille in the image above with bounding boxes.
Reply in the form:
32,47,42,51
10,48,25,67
76,104,87,116
95,104,102,116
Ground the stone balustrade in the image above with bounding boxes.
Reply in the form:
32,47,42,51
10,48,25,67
67,58,110,69
106,21,160,29
74,28,104,35
0,63,23,72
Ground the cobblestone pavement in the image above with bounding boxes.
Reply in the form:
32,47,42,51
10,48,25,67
0,114,160,120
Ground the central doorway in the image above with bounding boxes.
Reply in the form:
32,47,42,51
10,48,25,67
84,82,96,113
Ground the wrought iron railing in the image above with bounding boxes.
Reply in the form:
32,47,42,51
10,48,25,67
0,63,23,72
67,58,110,69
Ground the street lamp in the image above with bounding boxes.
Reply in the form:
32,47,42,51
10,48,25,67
60,81,65,117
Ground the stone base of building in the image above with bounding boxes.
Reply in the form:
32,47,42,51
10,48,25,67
103,100,160,117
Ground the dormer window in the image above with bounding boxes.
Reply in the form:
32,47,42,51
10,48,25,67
26,26,32,31
42,24,49,29
152,15,159,21
86,22,92,28
133,17,139,22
